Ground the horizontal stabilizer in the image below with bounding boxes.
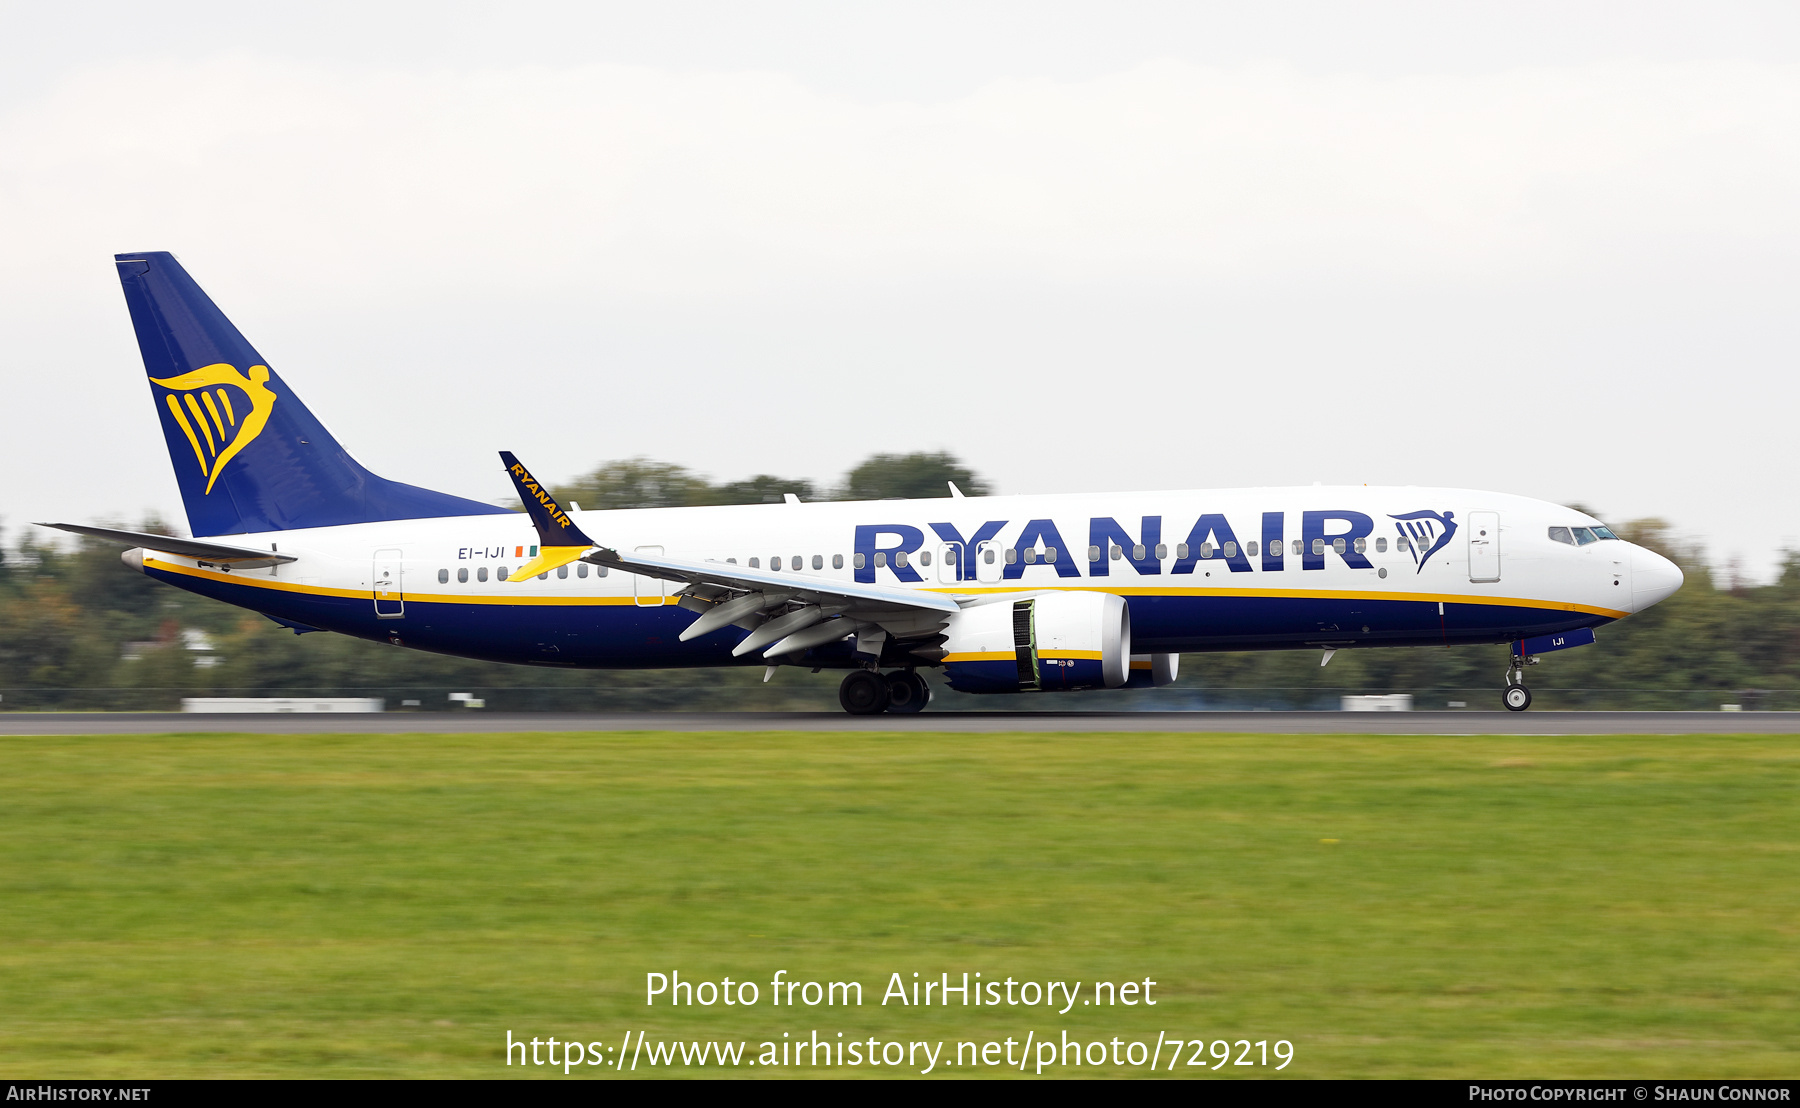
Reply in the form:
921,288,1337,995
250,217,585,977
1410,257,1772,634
37,523,296,568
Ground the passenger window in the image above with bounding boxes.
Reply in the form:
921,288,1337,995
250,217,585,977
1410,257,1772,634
1292,539,1303,556
537,571,548,580
812,554,823,570
1046,547,1058,562
1153,544,1166,559
1200,543,1213,559
1548,526,1573,545
1223,541,1237,558
1332,538,1346,554
1397,537,1411,553
920,551,932,566
1005,548,1018,564
577,563,588,578
1088,545,1102,562
833,554,843,569
1573,527,1597,545
458,567,469,583
791,555,802,571
1248,540,1260,557
437,568,449,584
853,553,866,569
477,567,488,582
1023,549,1037,564
1313,539,1325,556
1175,544,1189,560
984,548,995,564
770,556,782,571
498,566,510,581
895,551,909,568
1110,545,1122,561
557,565,568,579
598,566,608,577
1375,537,1387,553
875,552,888,568
1352,538,1365,554
749,557,760,568
1132,544,1145,560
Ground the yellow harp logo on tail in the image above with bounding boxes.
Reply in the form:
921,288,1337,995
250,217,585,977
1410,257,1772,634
150,364,278,494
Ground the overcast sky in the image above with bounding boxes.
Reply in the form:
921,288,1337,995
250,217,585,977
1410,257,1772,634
4,2,1798,578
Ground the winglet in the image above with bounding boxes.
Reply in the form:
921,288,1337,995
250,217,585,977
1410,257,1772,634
499,451,597,581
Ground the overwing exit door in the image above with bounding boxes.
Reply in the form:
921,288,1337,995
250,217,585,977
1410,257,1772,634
373,549,405,618
938,542,964,583
1468,512,1501,583
634,545,667,606
976,540,1003,583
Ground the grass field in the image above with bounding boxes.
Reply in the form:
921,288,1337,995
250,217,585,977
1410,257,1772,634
0,730,1795,1078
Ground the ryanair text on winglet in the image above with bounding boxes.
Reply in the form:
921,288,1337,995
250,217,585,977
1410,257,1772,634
508,462,577,531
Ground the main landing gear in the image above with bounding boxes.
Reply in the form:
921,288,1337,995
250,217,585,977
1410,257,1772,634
1502,654,1534,712
838,669,932,715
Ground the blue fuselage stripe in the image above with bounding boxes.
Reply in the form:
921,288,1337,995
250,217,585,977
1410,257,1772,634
152,567,1610,668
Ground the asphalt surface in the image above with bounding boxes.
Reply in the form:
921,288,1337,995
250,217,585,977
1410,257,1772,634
0,711,1795,734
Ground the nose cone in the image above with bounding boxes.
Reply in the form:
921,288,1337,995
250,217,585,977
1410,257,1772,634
1630,545,1683,613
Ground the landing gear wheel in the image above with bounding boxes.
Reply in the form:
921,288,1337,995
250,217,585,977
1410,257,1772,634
839,669,891,715
1503,685,1532,712
884,671,931,714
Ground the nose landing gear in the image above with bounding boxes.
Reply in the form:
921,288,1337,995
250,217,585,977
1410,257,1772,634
1502,650,1535,712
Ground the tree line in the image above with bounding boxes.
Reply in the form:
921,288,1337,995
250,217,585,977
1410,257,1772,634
0,454,1794,712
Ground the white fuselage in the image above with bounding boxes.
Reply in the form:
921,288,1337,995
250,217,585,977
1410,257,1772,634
136,485,1682,671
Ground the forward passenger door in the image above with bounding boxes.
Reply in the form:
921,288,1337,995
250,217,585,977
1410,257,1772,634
1468,512,1501,583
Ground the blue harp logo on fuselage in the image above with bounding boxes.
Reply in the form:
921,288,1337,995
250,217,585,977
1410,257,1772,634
1390,510,1457,573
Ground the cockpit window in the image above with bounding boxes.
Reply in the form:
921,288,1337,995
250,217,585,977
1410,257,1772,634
1548,526,1574,545
1591,525,1618,540
1572,527,1598,545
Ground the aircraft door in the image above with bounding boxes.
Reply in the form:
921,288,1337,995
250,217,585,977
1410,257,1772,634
1468,512,1501,583
633,545,666,606
976,539,1003,583
938,542,964,584
373,549,405,618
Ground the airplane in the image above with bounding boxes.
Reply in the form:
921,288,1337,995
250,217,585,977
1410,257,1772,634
40,252,1685,714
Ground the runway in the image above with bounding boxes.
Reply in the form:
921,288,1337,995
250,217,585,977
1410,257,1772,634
1,710,1796,735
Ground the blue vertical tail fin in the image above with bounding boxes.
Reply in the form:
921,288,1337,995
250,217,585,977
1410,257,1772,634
115,252,508,536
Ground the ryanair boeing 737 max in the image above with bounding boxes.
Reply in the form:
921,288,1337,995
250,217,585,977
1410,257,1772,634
40,253,1684,713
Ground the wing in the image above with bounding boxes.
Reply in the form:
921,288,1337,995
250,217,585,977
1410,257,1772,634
584,545,964,661
493,452,964,660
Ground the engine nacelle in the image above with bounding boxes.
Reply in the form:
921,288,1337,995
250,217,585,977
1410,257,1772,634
941,592,1131,694
1122,652,1180,689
